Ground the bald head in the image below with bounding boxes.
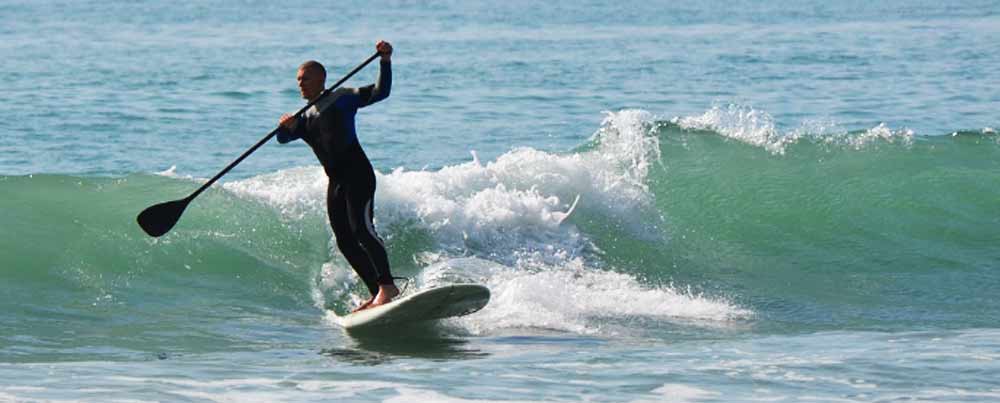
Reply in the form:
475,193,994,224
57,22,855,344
298,60,326,79
296,60,326,101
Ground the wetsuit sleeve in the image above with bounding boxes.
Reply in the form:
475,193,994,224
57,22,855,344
276,116,306,144
355,60,391,108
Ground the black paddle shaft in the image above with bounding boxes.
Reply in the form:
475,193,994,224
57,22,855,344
137,52,382,237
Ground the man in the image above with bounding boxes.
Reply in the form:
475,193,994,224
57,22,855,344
276,40,398,312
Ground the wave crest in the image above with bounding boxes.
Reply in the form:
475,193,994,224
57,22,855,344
672,103,917,154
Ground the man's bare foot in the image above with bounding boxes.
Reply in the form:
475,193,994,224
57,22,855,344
369,284,400,308
351,296,375,313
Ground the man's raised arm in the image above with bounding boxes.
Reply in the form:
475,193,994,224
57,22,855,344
357,40,393,108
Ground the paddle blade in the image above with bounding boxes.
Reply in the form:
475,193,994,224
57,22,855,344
136,198,190,237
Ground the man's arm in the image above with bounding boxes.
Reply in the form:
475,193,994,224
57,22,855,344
357,40,392,108
276,114,305,143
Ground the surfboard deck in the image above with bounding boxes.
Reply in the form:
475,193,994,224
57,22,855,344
330,284,490,331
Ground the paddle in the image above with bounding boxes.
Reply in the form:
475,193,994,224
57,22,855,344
137,51,382,237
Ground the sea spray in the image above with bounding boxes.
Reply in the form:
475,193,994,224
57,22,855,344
672,103,918,154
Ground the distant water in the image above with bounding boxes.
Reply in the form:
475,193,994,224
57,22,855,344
2,1,999,401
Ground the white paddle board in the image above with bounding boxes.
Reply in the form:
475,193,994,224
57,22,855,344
331,284,490,331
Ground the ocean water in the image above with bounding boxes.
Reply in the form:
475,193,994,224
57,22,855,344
2,0,999,401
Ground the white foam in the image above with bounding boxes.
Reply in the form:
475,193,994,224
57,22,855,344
223,166,328,220
641,384,720,403
673,103,916,154
314,261,363,311
384,387,540,403
673,103,793,154
154,164,199,181
846,122,914,149
155,165,178,176
107,376,407,402
446,258,751,335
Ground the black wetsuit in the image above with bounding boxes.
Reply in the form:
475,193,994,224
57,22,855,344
276,60,392,297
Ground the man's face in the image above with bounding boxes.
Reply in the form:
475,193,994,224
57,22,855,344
297,67,325,100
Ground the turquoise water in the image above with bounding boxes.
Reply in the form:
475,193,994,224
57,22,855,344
2,1,999,401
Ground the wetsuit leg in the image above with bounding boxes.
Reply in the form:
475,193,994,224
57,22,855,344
343,169,394,287
328,181,381,297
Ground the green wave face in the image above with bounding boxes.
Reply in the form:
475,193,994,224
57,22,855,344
0,174,328,361
647,122,1000,331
